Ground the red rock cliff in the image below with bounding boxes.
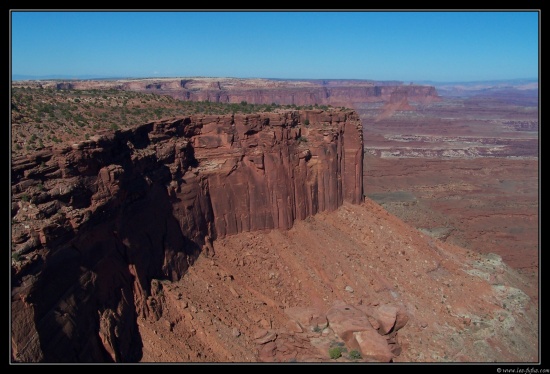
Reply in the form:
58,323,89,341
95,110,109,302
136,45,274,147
36,78,440,108
171,85,440,107
10,108,363,362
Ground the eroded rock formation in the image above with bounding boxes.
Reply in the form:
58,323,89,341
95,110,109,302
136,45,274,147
10,108,363,362
25,77,441,108
162,83,439,107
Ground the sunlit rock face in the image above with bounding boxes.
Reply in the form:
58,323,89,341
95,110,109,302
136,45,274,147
10,108,363,362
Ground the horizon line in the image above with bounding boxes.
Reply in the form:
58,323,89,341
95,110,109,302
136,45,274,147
11,74,539,85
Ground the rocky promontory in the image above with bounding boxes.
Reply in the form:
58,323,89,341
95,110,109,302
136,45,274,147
11,108,363,362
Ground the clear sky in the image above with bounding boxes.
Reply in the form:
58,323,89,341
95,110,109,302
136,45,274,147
10,10,540,82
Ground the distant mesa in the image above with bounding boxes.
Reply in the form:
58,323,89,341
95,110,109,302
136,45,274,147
13,77,442,108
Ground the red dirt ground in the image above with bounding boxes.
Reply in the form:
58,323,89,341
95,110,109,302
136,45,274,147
137,200,538,363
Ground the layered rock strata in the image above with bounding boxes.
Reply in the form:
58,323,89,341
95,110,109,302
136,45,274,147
18,77,440,107
10,108,363,362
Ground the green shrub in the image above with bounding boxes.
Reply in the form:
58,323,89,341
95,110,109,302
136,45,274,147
349,350,362,360
329,347,343,359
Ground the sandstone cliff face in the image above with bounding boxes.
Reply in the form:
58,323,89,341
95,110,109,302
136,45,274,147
157,85,438,107
34,78,440,108
10,108,363,362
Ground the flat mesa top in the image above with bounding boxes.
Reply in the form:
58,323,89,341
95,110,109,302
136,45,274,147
12,77,381,90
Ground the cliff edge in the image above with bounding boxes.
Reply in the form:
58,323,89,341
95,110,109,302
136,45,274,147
11,108,363,362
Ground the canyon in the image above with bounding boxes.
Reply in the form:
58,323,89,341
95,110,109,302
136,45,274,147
22,77,440,108
358,91,539,303
11,108,366,362
10,78,539,363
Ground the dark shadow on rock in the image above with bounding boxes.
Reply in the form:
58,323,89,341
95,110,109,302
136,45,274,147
18,131,209,362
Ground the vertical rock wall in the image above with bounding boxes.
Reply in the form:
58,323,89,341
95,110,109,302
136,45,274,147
10,108,363,362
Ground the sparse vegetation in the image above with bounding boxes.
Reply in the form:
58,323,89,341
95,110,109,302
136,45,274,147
12,252,21,262
329,346,343,359
349,350,362,360
11,84,333,156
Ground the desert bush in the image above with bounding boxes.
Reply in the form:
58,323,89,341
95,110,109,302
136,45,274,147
349,350,362,360
329,347,343,359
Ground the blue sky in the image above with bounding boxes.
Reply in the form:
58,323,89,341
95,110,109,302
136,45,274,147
10,10,539,82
